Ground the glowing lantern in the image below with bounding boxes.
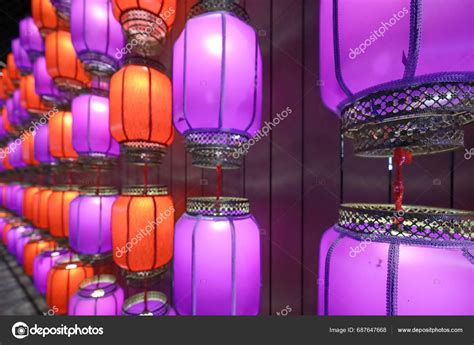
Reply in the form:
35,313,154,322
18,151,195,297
24,238,57,276
48,111,78,161
19,17,45,61
123,291,173,316
6,54,21,87
34,124,57,165
23,186,41,221
70,0,125,76
22,134,40,166
68,275,124,315
173,1,262,168
112,186,174,276
12,39,32,75
32,0,68,36
47,259,94,314
45,30,91,93
109,64,173,163
20,75,48,116
2,67,16,95
33,248,71,294
48,188,80,238
16,230,40,265
33,56,70,107
34,188,54,230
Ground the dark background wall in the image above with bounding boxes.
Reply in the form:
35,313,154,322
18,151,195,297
1,0,472,316
159,0,474,316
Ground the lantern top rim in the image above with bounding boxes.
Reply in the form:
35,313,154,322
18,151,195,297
122,291,168,316
187,196,250,217
121,185,168,196
189,0,250,23
78,274,117,297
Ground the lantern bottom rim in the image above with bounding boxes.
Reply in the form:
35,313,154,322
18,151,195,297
78,51,119,77
120,142,167,165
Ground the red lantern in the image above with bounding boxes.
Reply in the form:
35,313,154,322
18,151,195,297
6,54,21,85
1,68,16,95
34,188,53,230
47,259,94,314
23,186,41,221
48,111,78,161
109,64,173,163
48,188,79,238
23,238,57,276
112,186,174,277
20,75,48,115
22,135,40,166
32,0,69,36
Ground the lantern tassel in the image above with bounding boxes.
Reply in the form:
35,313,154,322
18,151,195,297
392,147,413,212
216,164,222,209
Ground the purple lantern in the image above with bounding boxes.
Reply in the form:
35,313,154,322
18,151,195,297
123,292,173,316
7,225,30,255
12,38,32,75
33,248,71,294
173,2,262,168
173,197,261,316
5,184,22,211
33,56,70,107
320,0,474,156
8,140,27,169
0,114,7,138
9,90,30,126
70,0,125,76
69,190,117,258
318,204,473,315
68,275,124,315
13,184,27,217
19,17,45,61
34,123,56,165
71,93,120,162
15,229,39,264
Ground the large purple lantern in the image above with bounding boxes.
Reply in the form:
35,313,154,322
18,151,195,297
173,1,262,168
12,38,32,75
7,91,30,127
33,57,70,107
15,230,40,265
34,123,56,165
320,0,474,157
68,275,124,315
71,93,119,163
318,204,474,315
7,225,30,255
14,184,26,217
173,197,261,316
69,189,117,258
33,248,70,294
70,0,125,76
19,17,45,61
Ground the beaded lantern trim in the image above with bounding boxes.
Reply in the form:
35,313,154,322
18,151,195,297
341,82,474,157
185,131,249,169
121,185,168,196
338,203,473,242
123,291,169,316
187,197,250,217
189,0,250,22
79,275,117,298
120,142,167,165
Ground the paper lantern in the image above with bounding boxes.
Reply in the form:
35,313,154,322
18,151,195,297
70,0,125,76
19,17,45,61
2,105,17,135
24,238,57,276
112,186,174,276
45,30,91,93
320,0,474,156
48,188,80,238
33,56,70,107
8,142,27,170
7,90,30,128
15,230,40,265
1,67,16,95
33,248,71,294
68,275,124,316
47,259,94,314
69,190,117,258
318,204,473,315
173,2,262,168
0,115,7,139
6,225,31,256
6,54,21,87
123,291,173,316
0,212,13,240
0,74,8,104
12,39,32,75
35,188,54,230
111,0,176,56
109,64,173,163
20,75,48,116
23,186,41,221
22,134,40,166
34,124,57,165
174,197,261,315
48,111,78,161
71,94,120,163
32,0,68,36
13,184,27,216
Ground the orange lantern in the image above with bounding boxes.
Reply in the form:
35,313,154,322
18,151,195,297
2,221,23,245
23,238,57,276
48,188,79,238
22,135,40,166
109,64,173,163
48,110,78,160
112,0,176,55
47,259,94,314
45,31,90,93
2,146,13,171
2,108,17,135
35,188,53,229
112,186,174,276
1,69,16,95
20,75,48,115
32,0,68,36
23,186,41,221
6,54,21,86
0,74,7,101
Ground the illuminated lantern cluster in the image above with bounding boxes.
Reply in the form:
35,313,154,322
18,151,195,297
173,0,262,168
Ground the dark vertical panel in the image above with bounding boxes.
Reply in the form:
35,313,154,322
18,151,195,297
270,0,304,315
243,0,272,315
302,0,340,315
454,124,474,211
